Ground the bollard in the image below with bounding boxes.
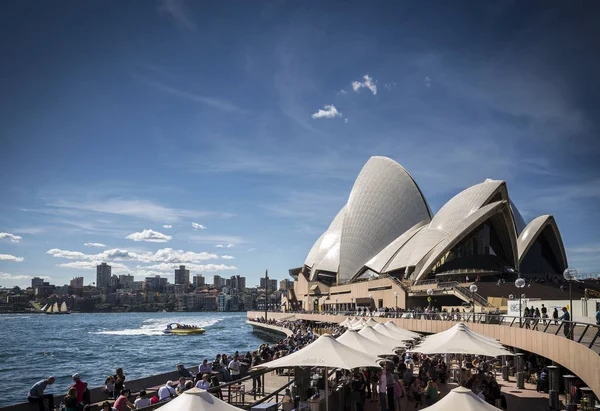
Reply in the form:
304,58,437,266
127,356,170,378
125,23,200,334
516,372,525,390
502,365,509,381
563,375,576,411
515,353,525,389
547,366,559,410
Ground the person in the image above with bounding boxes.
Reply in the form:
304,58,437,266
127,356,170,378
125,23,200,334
101,401,117,411
114,389,135,411
351,372,364,411
541,304,548,325
71,373,88,404
133,390,151,409
177,364,193,379
370,369,379,403
553,308,559,325
282,388,293,411
158,381,177,402
28,376,55,411
523,307,531,329
63,387,79,411
536,368,548,393
393,376,406,411
378,368,387,411
596,307,600,325
559,307,572,339
251,352,262,393
228,354,242,380
196,374,211,390
175,377,187,394
114,368,126,400
424,379,439,406
104,376,115,398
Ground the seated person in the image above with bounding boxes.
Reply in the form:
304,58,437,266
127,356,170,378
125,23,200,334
158,381,177,402
196,374,211,390
177,363,193,378
134,390,151,409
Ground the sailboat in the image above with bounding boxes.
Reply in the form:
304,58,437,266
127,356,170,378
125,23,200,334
44,301,70,315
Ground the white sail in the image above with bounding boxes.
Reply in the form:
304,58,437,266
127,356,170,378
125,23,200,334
60,302,68,313
40,304,48,312
52,302,59,313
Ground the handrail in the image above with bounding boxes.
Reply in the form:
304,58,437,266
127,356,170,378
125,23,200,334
245,378,294,410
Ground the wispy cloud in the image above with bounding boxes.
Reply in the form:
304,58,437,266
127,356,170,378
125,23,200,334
143,262,237,272
192,222,207,230
159,0,196,31
0,232,22,243
162,225,172,229
0,254,24,262
47,247,219,264
311,105,342,119
1,272,49,280
134,76,243,113
126,229,172,243
190,235,245,245
352,74,377,95
221,255,235,260
84,242,106,247
58,261,128,270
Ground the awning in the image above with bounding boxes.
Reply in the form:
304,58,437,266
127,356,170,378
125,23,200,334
355,297,372,306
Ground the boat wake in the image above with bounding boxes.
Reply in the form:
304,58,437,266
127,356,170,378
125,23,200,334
90,316,224,336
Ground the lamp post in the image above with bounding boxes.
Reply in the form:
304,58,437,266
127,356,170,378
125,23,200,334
335,297,338,314
515,277,526,327
368,293,373,316
469,284,478,321
426,288,433,308
563,268,577,340
264,269,269,321
394,291,399,318
314,298,319,312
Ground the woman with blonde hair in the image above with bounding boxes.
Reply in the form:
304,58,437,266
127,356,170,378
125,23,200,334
63,387,79,411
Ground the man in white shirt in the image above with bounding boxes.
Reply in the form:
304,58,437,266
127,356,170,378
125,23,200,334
158,381,177,402
228,355,242,380
134,390,151,409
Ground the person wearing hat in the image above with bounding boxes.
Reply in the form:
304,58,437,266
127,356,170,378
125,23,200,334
158,381,177,402
70,373,87,404
27,376,55,411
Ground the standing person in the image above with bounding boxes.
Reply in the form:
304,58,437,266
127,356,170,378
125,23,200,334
228,354,242,380
351,372,364,411
541,304,548,325
370,370,379,403
104,376,115,398
251,352,262,393
424,379,439,406
70,373,87,404
559,307,572,339
553,308,559,325
533,308,541,330
378,368,387,411
114,368,126,400
523,307,531,329
27,376,55,411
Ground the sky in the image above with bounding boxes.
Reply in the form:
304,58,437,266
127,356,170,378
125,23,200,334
1,0,599,288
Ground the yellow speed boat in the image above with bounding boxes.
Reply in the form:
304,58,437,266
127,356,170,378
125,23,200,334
163,323,206,335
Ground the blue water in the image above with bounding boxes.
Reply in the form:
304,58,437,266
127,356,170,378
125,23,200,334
0,312,266,407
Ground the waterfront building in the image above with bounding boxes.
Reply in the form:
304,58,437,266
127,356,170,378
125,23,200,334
280,279,293,291
193,274,205,288
70,277,84,289
96,263,111,289
213,275,224,288
283,156,570,312
260,278,277,291
174,265,190,285
31,277,44,289
145,275,167,292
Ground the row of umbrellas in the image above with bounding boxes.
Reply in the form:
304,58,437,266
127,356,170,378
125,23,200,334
158,318,510,410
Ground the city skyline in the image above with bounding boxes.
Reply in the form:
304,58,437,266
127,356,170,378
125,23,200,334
1,1,600,288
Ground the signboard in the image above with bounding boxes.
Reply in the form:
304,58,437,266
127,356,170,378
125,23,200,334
507,298,529,317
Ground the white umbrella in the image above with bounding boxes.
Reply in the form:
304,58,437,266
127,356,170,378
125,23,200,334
410,325,513,357
358,326,406,351
373,323,416,341
384,321,421,339
349,317,360,325
156,388,242,411
340,318,351,327
421,386,501,411
422,323,504,348
365,318,380,327
256,334,382,411
337,329,398,355
350,318,367,330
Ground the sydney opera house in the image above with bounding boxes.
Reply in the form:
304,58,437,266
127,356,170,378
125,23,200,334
284,156,570,312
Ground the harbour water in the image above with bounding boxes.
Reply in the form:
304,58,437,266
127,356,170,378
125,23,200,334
0,312,266,407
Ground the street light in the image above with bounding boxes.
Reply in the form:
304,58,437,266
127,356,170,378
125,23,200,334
426,288,433,308
469,284,478,321
393,291,399,317
563,268,577,340
335,297,338,314
515,277,526,327
314,298,319,312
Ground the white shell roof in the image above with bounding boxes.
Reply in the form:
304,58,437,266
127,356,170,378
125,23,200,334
517,215,567,268
384,227,447,272
307,205,346,279
338,156,431,283
365,221,428,273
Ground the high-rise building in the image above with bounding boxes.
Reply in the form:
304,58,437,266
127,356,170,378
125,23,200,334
280,279,293,291
109,275,119,288
260,278,277,291
145,275,167,292
31,277,44,289
229,275,247,291
119,274,134,283
174,265,190,285
213,275,222,288
193,274,205,288
96,263,111,289
70,277,84,289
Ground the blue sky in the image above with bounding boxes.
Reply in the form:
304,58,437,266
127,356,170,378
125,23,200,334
1,0,599,288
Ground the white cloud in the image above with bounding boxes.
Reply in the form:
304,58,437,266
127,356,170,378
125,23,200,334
215,244,224,248
192,222,207,230
126,229,172,243
162,225,172,229
221,255,235,260
84,242,106,247
47,247,218,264
424,76,432,87
0,272,50,280
0,232,22,243
344,118,348,124
58,261,128,270
144,262,237,272
338,89,347,95
226,244,234,248
0,254,24,262
311,105,342,119
246,248,256,252
351,74,377,95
